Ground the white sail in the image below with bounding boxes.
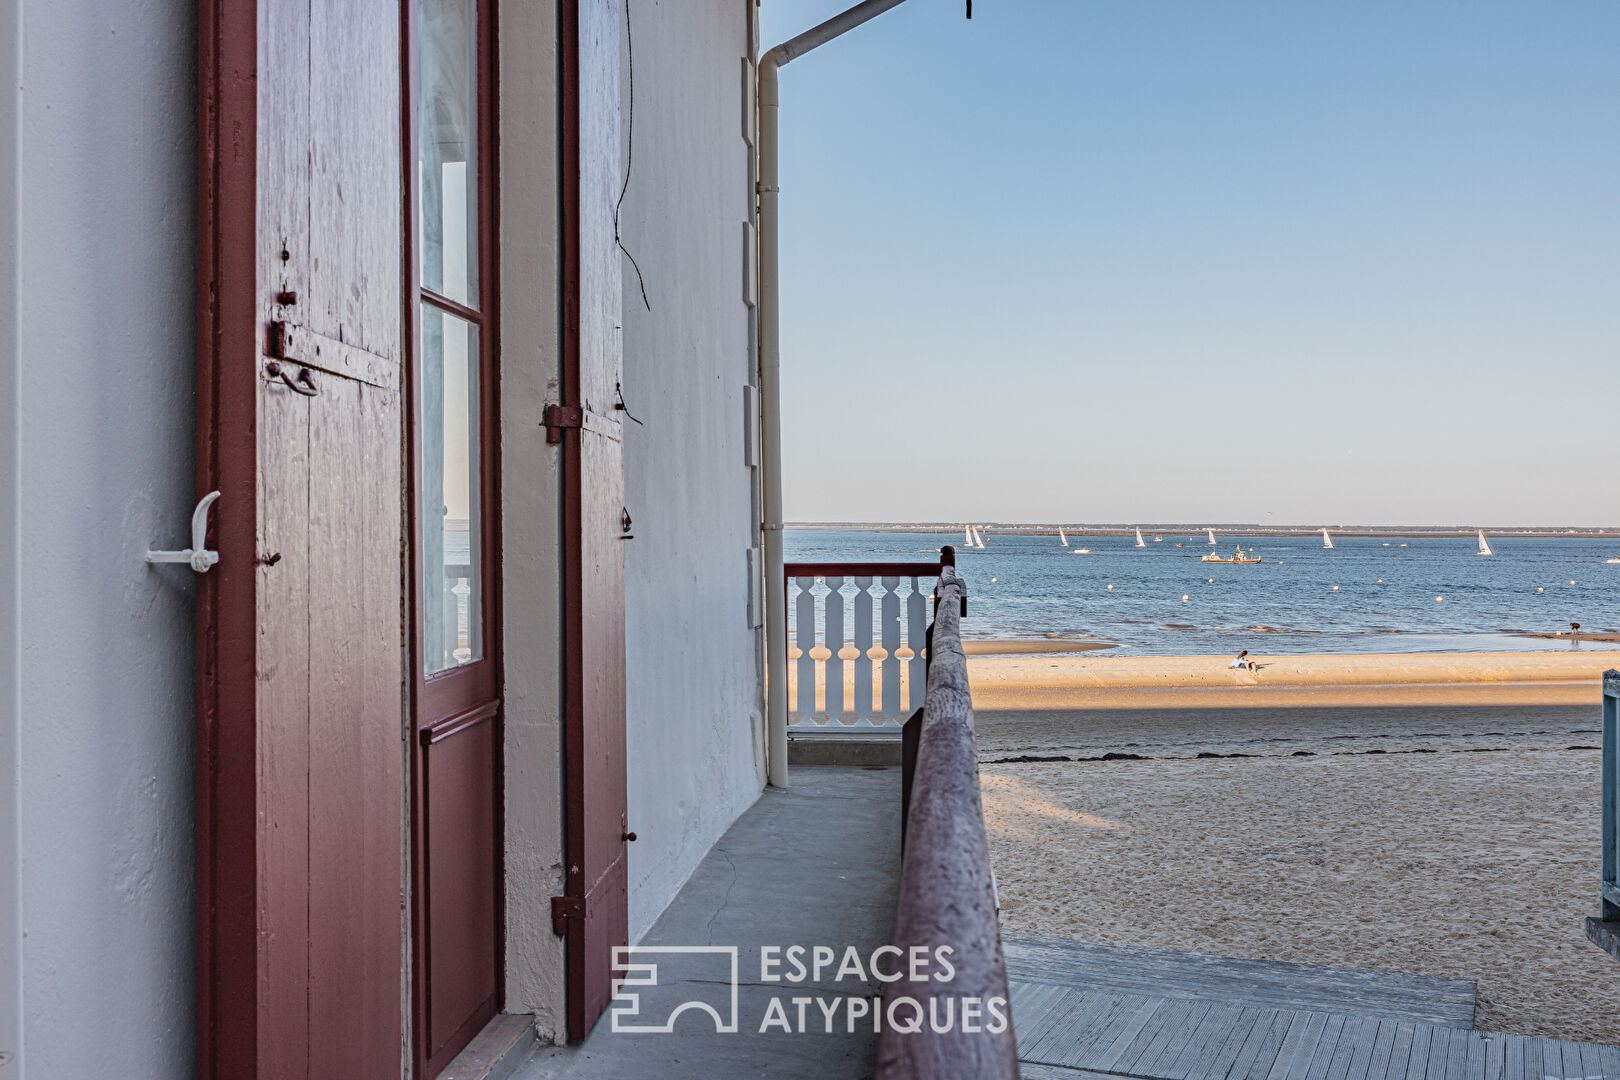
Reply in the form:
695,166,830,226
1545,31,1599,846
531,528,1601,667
965,525,972,545
1322,528,1334,550
1207,528,1217,545
1059,527,1069,547
1135,527,1146,548
1477,530,1493,556
972,527,986,549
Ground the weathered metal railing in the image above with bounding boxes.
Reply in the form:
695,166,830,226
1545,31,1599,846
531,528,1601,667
1601,670,1620,921
877,564,1018,1080
783,550,952,736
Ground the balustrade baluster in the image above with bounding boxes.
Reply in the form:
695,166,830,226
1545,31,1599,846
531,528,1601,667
853,577,874,723
795,577,816,725
824,577,845,723
881,576,901,720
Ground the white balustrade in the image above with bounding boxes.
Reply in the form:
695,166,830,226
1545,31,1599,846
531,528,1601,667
786,570,938,736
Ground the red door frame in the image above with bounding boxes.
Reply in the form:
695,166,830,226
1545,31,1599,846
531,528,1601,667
194,2,262,1074
405,0,505,1072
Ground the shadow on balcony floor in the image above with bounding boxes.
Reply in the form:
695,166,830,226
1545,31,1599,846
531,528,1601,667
519,764,901,1079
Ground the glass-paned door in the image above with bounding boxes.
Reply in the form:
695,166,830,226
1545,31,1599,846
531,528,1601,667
411,0,501,1074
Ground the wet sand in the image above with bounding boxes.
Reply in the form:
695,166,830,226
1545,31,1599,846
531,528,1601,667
974,651,1619,1043
963,639,1116,655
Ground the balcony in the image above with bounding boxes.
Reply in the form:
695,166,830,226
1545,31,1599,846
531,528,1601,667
487,574,1620,1079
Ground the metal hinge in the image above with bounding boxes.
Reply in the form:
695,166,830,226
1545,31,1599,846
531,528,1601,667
543,403,583,444
551,895,585,936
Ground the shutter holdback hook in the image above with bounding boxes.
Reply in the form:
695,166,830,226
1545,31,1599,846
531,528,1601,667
146,491,221,573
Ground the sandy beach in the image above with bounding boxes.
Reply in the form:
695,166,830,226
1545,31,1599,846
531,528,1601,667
973,649,1620,1044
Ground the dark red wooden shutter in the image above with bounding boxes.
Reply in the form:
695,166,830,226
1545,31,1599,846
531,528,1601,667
196,0,407,1076
558,0,630,1043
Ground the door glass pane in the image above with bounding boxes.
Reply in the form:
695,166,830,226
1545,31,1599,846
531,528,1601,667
421,303,481,674
418,0,478,306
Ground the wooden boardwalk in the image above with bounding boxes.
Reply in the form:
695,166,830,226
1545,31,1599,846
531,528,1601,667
1007,932,1619,1080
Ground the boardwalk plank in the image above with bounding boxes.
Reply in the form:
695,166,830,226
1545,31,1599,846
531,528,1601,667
1484,1033,1506,1080
1189,1007,1263,1080
1342,1018,1384,1080
1267,1013,1321,1080
1404,1024,1435,1080
1443,1029,1474,1080
1090,998,1165,1074
1325,1018,1371,1080
1164,1004,1243,1080
1303,1016,1349,1080
1377,1024,1417,1080
1120,1000,1204,1075
1142,1001,1216,1078
1041,992,1135,1067
1229,1009,1289,1080
1504,1036,1526,1080
1018,986,1092,1061
1003,933,1476,1028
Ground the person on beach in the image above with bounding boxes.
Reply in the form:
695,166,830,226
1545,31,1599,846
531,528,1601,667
1230,650,1254,671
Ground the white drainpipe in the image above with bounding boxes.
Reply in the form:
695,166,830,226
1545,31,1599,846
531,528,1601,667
760,0,910,788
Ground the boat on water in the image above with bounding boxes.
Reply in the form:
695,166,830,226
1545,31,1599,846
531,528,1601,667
971,526,986,549
1059,528,1069,547
1072,547,1091,554
1477,530,1493,556
1203,546,1263,565
1207,528,1217,545
1606,557,1620,564
1322,528,1334,550
963,524,972,546
1134,527,1146,548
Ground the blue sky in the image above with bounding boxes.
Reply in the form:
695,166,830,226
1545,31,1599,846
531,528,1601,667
759,1,1620,526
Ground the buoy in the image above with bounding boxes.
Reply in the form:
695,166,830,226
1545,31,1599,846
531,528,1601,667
1332,585,1340,591
1182,595,1190,602
1436,596,1444,602
1570,580,1577,586
1106,584,1114,590
990,577,997,583
1377,580,1384,584
1208,579,1214,584
1537,587,1545,593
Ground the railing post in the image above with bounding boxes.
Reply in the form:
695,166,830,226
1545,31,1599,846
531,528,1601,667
1604,671,1620,921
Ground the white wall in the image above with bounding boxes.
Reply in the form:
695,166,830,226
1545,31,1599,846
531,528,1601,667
14,0,198,1075
1,0,23,1071
619,0,764,943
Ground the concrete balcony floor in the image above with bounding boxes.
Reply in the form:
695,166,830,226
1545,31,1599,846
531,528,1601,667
521,764,902,1079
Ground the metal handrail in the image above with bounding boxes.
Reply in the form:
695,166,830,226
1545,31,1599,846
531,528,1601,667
877,564,1017,1079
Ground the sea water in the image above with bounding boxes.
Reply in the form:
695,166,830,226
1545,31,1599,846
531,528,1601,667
784,529,1620,656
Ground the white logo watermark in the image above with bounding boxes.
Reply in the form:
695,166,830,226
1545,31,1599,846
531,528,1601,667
609,944,1009,1036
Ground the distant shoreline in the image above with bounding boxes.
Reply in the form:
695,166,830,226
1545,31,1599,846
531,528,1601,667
966,649,1611,710
788,523,1620,540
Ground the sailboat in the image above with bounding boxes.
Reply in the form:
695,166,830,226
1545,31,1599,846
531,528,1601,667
1321,528,1334,550
972,527,986,550
1476,530,1493,557
1059,527,1069,548
1207,528,1217,546
964,525,973,546
1134,527,1146,548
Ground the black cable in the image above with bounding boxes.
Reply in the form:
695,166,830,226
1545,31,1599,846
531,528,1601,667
615,0,651,310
